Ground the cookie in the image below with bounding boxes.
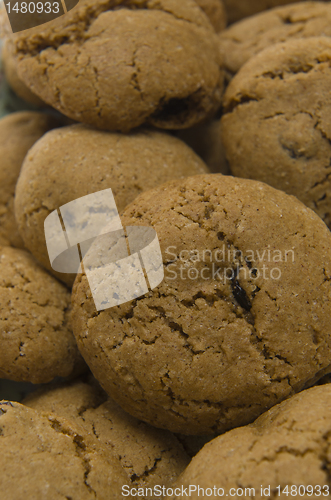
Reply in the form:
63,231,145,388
2,38,44,106
222,37,331,229
195,0,227,32
169,385,331,499
0,111,59,248
0,246,85,383
177,120,230,174
223,0,322,24
14,124,208,286
220,2,331,79
72,174,331,435
12,0,223,132
24,378,191,489
0,400,129,499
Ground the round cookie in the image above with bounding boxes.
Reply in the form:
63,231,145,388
72,174,331,435
177,120,230,174
0,111,60,248
220,2,331,79
195,0,227,32
169,385,331,499
223,0,326,24
24,379,191,489
12,0,223,132
14,124,208,286
222,37,331,229
2,38,44,106
0,400,129,499
0,246,85,383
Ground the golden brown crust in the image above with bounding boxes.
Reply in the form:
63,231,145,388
72,174,331,435
195,0,227,32
24,379,191,489
220,2,331,78
12,0,223,131
169,386,331,499
0,246,85,383
0,401,130,499
14,124,208,286
0,112,60,249
222,37,331,228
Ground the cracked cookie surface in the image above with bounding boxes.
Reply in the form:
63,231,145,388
24,378,191,490
12,0,223,131
0,112,59,248
220,2,331,79
169,385,331,499
222,37,331,229
0,246,85,383
72,174,331,435
0,400,129,499
14,124,208,286
2,39,45,106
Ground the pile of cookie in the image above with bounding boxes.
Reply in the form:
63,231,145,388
1,0,331,498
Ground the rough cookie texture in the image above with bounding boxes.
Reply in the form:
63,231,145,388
223,0,326,24
14,124,208,286
0,401,130,499
177,120,229,174
0,111,59,248
2,38,44,106
0,246,85,383
72,174,331,435
222,37,331,229
195,0,226,32
170,386,331,499
220,2,331,79
24,379,191,489
12,0,223,131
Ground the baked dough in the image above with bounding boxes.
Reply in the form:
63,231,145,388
72,174,331,435
222,37,331,228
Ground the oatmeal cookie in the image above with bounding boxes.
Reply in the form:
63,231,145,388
72,174,331,435
24,378,191,489
0,400,129,499
12,0,223,131
14,124,208,286
0,246,85,383
0,111,59,248
222,37,331,228
169,385,331,499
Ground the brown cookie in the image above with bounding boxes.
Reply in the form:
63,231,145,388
12,0,223,132
0,111,59,248
24,378,191,490
2,38,44,106
220,2,331,79
169,385,331,499
222,37,331,229
0,246,85,383
0,400,130,499
72,174,331,435
177,119,230,174
223,0,324,24
195,0,227,32
14,124,208,286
